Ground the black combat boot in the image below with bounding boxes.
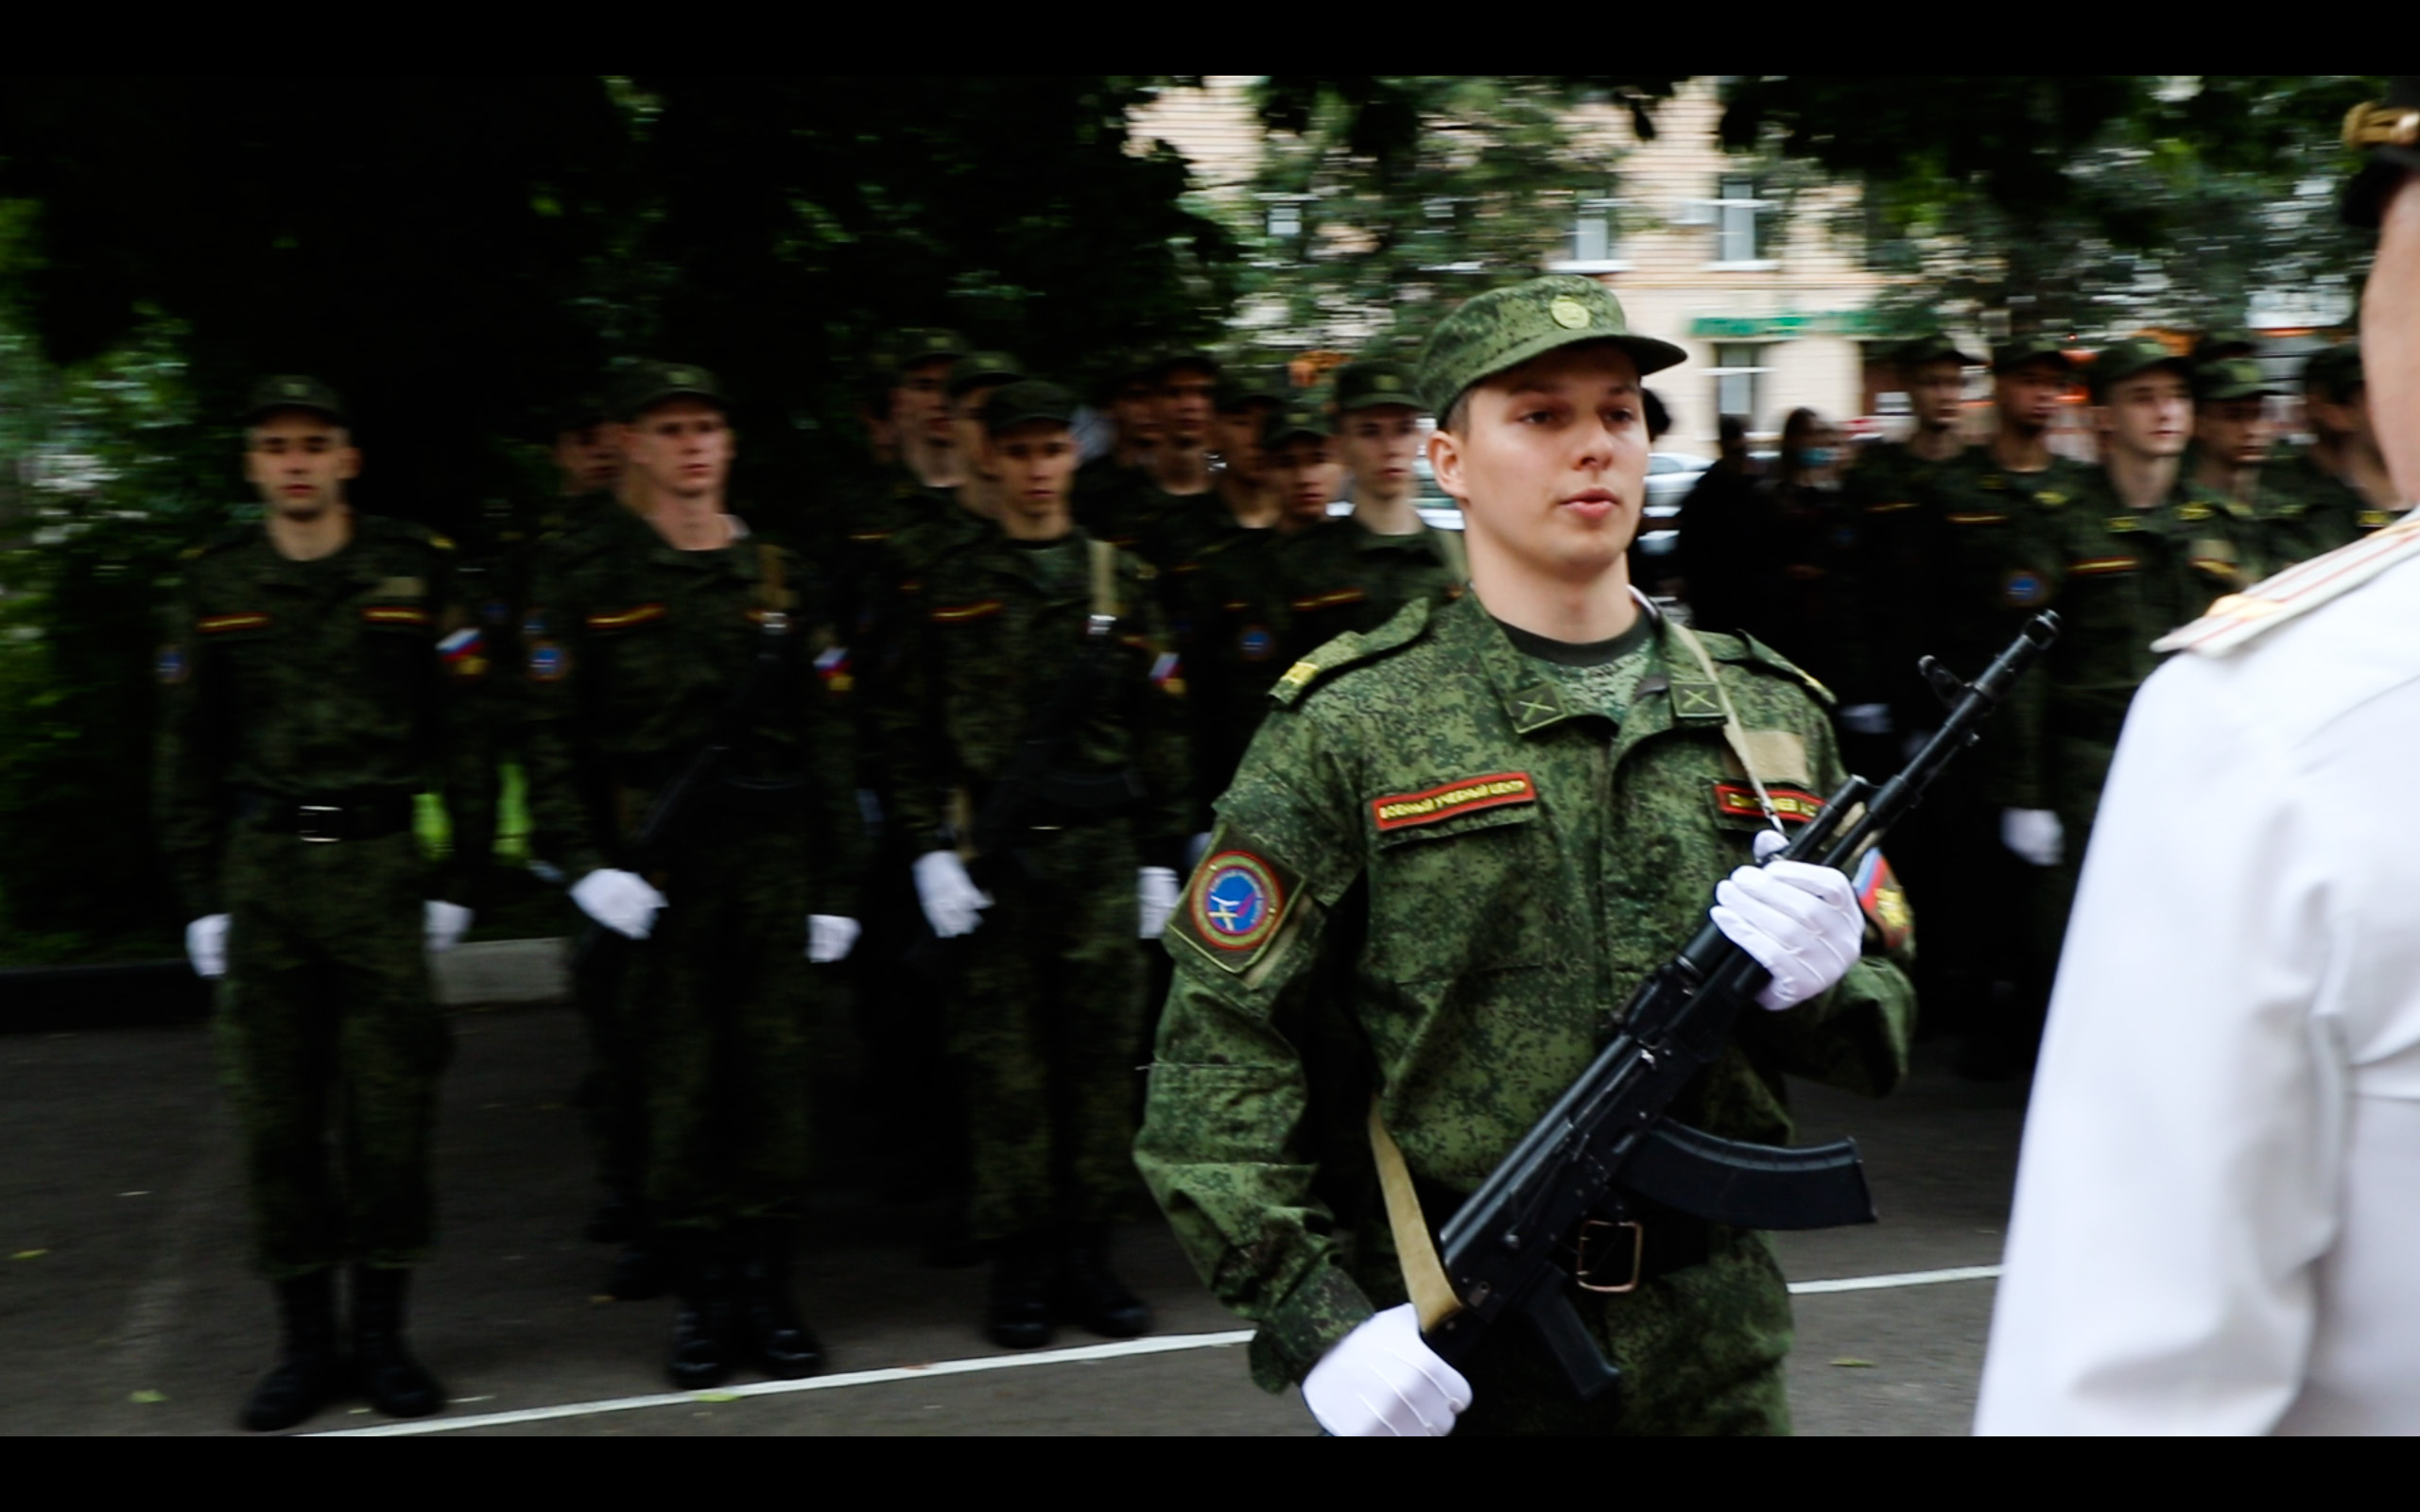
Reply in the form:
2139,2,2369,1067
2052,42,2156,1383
667,1232,737,1390
985,1232,1054,1349
240,1270,345,1433
1050,1224,1150,1339
352,1265,443,1418
735,1221,824,1379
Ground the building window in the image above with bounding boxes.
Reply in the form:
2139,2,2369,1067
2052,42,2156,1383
1713,175,1772,267
1708,342,1769,429
1267,200,1303,240
1550,198,1628,274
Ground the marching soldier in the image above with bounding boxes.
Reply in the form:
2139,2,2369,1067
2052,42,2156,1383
885,380,1190,1349
157,376,492,1431
524,362,866,1388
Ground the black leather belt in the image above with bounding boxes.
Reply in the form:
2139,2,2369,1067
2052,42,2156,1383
238,790,415,843
1414,1177,1712,1290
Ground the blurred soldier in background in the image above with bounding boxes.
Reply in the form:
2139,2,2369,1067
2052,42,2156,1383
2268,343,2401,558
885,381,1189,1349
525,362,865,1389
158,377,492,1430
1074,348,1163,535
1092,350,1219,557
2188,356,2283,508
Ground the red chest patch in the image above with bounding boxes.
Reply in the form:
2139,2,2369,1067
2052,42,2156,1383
1370,772,1536,833
1712,783,1825,824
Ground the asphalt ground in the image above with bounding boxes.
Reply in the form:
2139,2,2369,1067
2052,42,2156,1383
0,993,2026,1437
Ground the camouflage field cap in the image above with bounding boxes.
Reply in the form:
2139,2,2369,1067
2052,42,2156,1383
1149,346,1221,384
2345,77,2420,228
1415,275,1685,417
947,351,1026,400
613,361,726,421
981,379,1078,435
1333,359,1424,413
1992,337,2071,377
1261,403,1334,450
2194,355,2279,404
2189,329,2260,366
548,392,611,437
896,328,971,369
2304,342,2364,403
1894,332,1982,369
2086,338,2190,399
1216,370,1289,414
243,375,348,426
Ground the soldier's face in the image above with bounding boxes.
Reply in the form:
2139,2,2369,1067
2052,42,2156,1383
1157,369,1216,446
1112,381,1162,447
2308,387,2372,445
2195,396,2272,467
246,410,359,521
1217,402,1275,483
892,360,956,449
1267,437,1342,525
2099,371,2192,461
1339,404,1424,499
553,423,622,494
622,400,733,502
988,422,1079,518
1910,359,1966,431
1996,363,2070,436
1430,343,1648,584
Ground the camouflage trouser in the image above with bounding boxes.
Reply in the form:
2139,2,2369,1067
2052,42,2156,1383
1349,1224,1794,1436
2040,732,2119,975
633,824,817,1233
216,827,449,1280
955,824,1144,1243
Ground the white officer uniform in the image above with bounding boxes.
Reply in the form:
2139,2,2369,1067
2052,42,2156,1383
1978,520,2420,1434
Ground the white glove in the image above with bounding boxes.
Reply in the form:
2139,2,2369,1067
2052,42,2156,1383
2000,808,2064,868
806,914,860,964
1302,1303,1473,1437
1137,868,1180,939
1713,833,1864,1012
914,850,992,938
571,868,666,940
185,914,230,979
424,900,473,954
1839,702,1893,737
1184,831,1214,872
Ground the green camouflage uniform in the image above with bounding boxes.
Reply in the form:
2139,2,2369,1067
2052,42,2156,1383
1134,593,1916,1435
1839,439,1966,731
880,529,1191,1242
155,514,493,1280
2256,445,2370,565
521,502,864,1234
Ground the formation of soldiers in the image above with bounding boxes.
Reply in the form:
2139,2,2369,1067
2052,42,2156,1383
151,303,2387,1434
1677,331,2394,1075
153,333,1472,1432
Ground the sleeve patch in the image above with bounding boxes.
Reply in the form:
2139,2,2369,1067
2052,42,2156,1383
1171,845,1305,972
440,627,487,679
155,644,187,685
1371,772,1535,833
527,640,568,682
815,644,854,695
1854,849,1911,953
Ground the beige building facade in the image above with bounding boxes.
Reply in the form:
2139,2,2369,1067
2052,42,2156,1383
1132,77,1899,456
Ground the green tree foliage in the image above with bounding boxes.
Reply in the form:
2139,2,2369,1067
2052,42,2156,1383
1233,77,1627,360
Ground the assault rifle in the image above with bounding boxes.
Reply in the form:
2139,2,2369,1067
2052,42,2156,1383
1421,611,2060,1398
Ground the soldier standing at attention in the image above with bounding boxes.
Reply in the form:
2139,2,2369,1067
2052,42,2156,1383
1073,349,1163,537
887,381,1191,1349
2004,340,2267,975
524,362,865,1388
1134,277,1913,1436
158,377,492,1431
1276,358,1466,656
2265,344,2397,561
2187,355,2284,508
1092,350,1219,557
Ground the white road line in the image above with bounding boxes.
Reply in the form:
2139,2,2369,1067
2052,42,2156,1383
304,1330,1258,1437
306,1263,2003,1437
1789,1263,2001,1295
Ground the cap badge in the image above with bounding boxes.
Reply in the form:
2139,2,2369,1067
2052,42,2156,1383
283,380,308,397
1374,373,1400,391
1549,298,1592,331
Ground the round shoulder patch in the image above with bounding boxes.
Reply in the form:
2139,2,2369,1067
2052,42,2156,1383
527,640,567,682
155,644,188,686
1236,625,1276,662
1191,851,1285,953
2002,568,2049,609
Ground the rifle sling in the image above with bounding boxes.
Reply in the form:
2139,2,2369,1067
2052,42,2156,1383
1369,1098,1463,1332
1668,616,1787,836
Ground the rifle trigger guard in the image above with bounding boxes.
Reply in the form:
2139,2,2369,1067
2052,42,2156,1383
1573,1218,1644,1295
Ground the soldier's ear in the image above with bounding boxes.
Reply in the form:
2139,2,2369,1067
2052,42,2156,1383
338,443,363,482
1429,425,1469,506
